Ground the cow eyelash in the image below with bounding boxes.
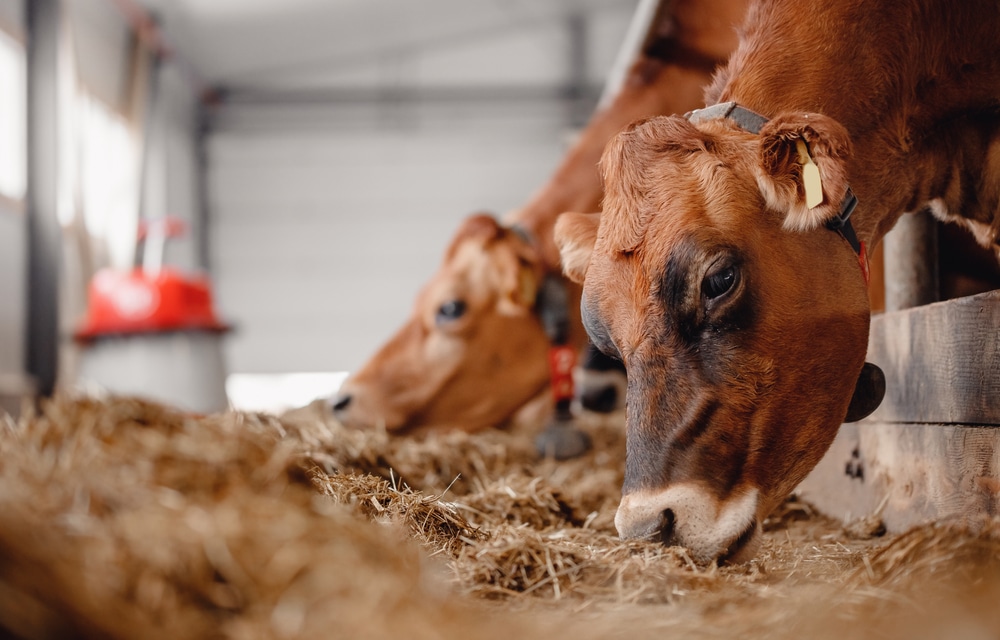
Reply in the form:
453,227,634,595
702,264,739,300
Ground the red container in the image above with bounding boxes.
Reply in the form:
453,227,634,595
75,267,229,340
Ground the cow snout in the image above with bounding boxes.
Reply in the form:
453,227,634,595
328,381,405,431
615,504,676,544
615,495,677,543
614,485,760,565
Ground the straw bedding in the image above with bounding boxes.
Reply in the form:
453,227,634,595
0,396,998,639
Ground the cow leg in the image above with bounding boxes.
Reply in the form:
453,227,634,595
535,396,592,460
577,342,627,413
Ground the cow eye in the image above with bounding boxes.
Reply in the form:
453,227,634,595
436,299,467,325
702,265,737,300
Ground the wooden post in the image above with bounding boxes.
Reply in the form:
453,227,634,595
25,0,62,398
882,207,939,311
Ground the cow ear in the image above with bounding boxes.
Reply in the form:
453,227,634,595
756,113,852,232
497,263,538,316
555,212,600,284
497,237,541,316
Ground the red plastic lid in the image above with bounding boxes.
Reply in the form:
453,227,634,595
75,267,230,340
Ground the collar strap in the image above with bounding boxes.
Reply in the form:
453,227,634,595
688,101,770,136
687,102,866,268
506,223,577,404
507,223,572,344
508,222,535,248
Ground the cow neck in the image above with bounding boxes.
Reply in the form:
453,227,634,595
686,101,870,286
508,223,577,407
644,35,729,76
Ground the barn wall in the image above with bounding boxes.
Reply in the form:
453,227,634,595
209,101,572,374
208,7,634,375
0,202,24,379
0,0,24,384
0,0,20,35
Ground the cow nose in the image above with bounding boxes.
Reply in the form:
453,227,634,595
617,506,676,544
615,487,761,564
331,393,352,412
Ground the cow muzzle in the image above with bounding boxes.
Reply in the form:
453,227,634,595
615,484,760,565
329,379,403,431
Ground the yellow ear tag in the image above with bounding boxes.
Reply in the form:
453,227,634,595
796,139,823,209
518,267,537,307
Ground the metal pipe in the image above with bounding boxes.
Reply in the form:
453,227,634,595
25,0,62,397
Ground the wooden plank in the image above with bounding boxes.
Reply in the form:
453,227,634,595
866,290,1000,425
797,422,1000,532
882,208,940,310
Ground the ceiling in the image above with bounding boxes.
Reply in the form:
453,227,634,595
140,0,638,91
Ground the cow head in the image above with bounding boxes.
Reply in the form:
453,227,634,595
556,112,881,564
332,213,556,433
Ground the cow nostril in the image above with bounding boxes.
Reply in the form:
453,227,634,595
659,509,676,545
331,394,352,412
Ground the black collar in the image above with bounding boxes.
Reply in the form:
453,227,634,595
686,101,864,258
508,223,571,345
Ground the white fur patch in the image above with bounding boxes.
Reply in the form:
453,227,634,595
754,168,835,232
615,484,760,564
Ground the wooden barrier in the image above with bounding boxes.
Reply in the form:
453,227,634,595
798,290,1000,530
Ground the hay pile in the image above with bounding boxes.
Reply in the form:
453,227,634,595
0,396,998,639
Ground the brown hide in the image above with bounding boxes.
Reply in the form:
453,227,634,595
333,0,748,434
557,0,1000,563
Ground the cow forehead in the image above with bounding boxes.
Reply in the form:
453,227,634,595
598,139,761,267
422,236,513,306
585,138,769,353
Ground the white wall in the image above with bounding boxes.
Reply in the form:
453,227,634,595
0,0,20,35
0,202,24,377
0,0,23,380
210,102,570,373
207,5,634,375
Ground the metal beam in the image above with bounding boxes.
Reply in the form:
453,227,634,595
194,103,213,272
216,83,603,108
566,12,591,128
598,0,665,109
25,0,62,398
174,0,632,86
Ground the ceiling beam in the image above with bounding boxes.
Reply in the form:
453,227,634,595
143,0,635,86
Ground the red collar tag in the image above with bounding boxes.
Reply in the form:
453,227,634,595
548,345,576,402
858,241,870,286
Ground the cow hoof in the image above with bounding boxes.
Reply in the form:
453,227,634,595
535,424,592,460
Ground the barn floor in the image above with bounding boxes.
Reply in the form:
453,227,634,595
1,397,999,639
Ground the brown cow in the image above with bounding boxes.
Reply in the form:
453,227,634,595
556,0,1000,563
331,0,747,437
